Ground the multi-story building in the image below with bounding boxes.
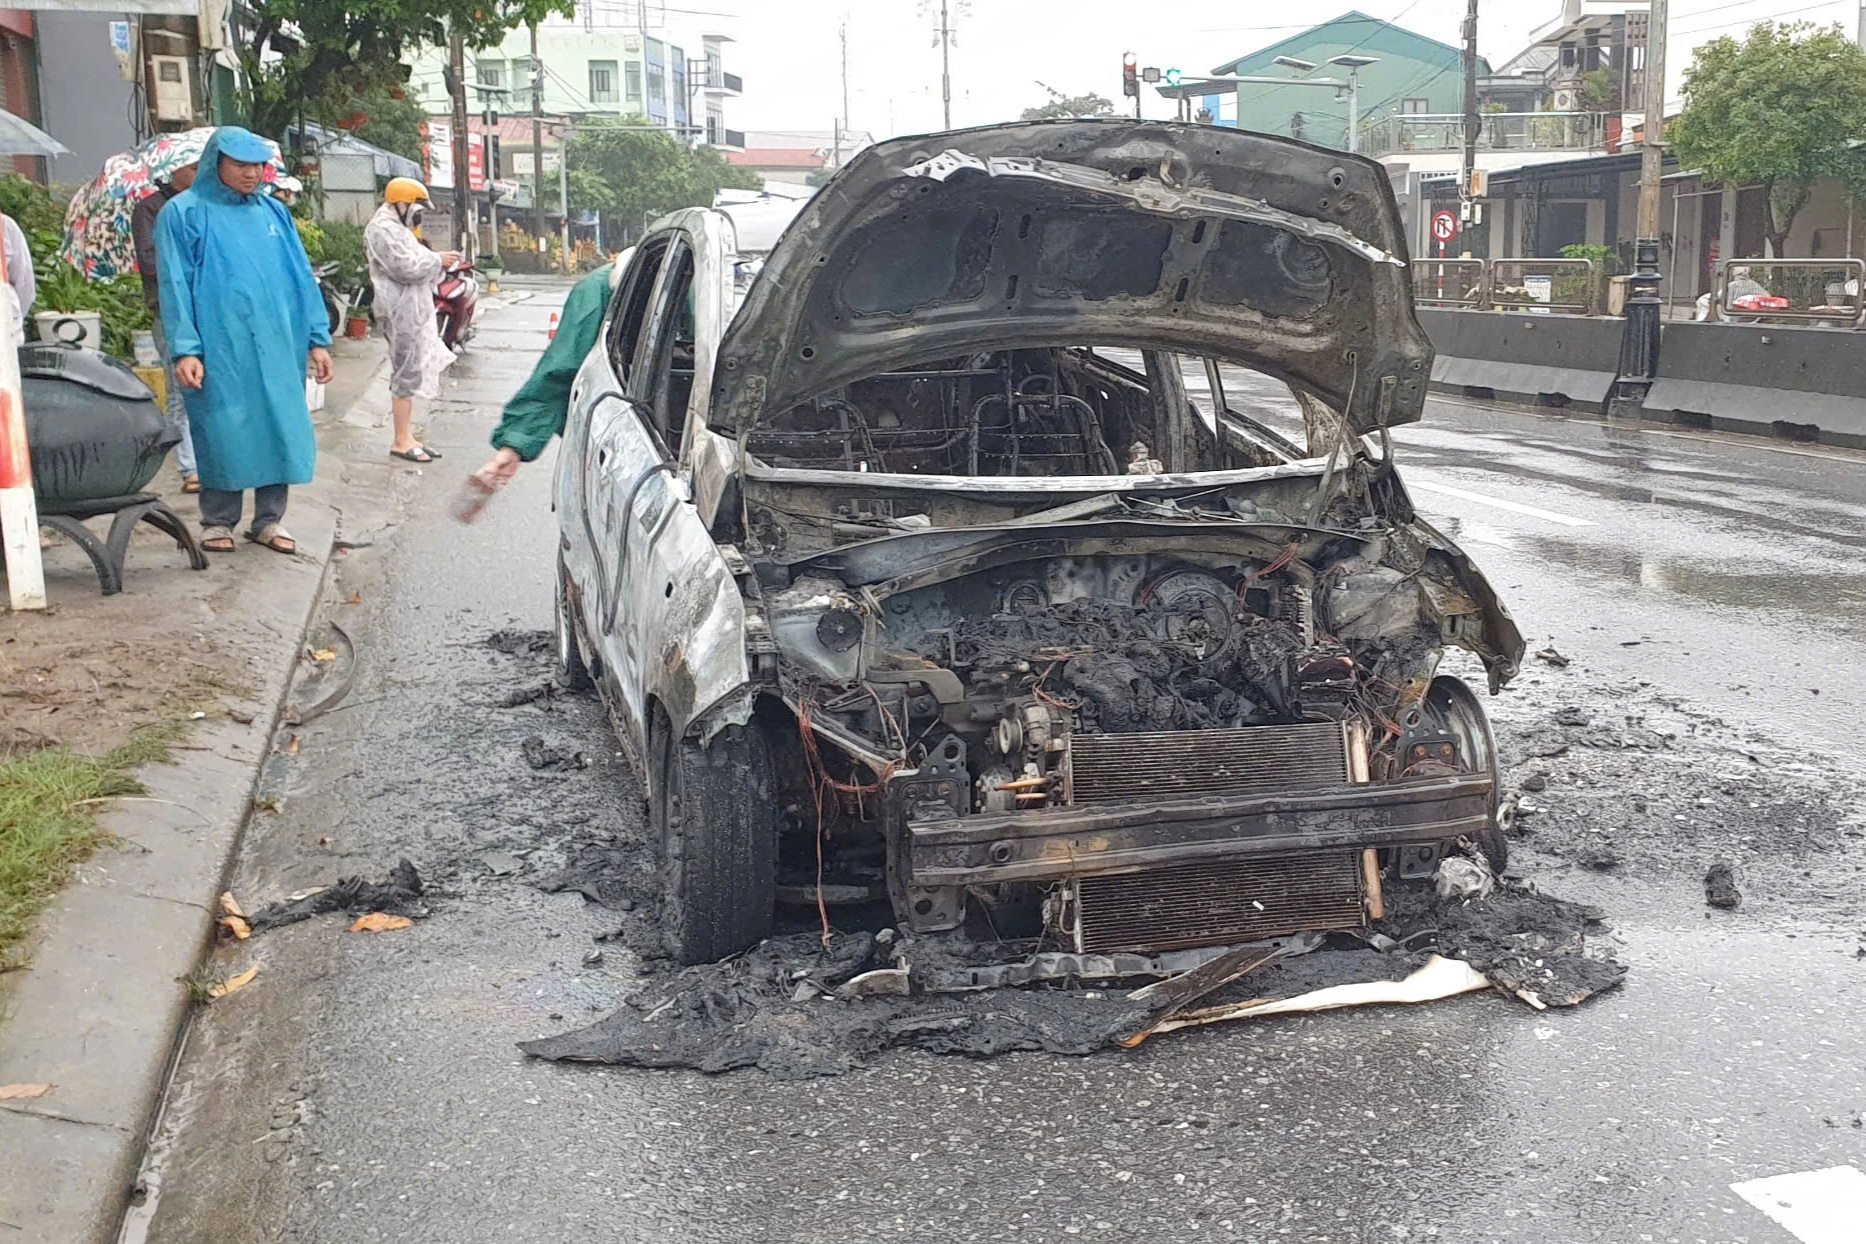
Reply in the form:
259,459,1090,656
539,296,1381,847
1165,4,1655,256
410,7,742,149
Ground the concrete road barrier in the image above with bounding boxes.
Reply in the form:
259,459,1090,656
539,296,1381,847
1640,321,1866,449
1418,308,1625,414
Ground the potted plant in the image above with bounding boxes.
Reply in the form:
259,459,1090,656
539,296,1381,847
345,307,370,339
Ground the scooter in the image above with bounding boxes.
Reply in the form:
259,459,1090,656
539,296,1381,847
312,262,365,338
435,260,479,351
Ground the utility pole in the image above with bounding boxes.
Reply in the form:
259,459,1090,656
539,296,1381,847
1616,0,1668,408
639,0,653,129
1458,0,1479,249
480,86,501,261
449,30,471,256
937,0,953,128
558,130,571,272
840,20,850,155
530,22,545,249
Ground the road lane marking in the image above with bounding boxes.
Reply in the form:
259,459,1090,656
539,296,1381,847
1405,478,1596,527
1732,1165,1866,1244
1425,393,1866,465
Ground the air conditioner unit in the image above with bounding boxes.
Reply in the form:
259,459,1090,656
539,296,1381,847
1551,87,1577,111
150,55,194,122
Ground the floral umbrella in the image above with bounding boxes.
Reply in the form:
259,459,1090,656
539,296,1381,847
58,128,285,279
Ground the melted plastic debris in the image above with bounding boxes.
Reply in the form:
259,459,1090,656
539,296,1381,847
520,881,1624,1078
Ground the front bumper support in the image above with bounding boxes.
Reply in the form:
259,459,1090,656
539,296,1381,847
908,776,1493,887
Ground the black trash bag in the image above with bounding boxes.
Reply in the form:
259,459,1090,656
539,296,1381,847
20,343,175,503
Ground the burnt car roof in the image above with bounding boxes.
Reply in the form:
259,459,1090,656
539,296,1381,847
711,119,1432,438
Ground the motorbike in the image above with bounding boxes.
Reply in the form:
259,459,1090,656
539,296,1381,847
312,261,365,338
435,260,479,351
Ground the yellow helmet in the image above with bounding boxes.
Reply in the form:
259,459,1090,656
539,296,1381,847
384,177,430,204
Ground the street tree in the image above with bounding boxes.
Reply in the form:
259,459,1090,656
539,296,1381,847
1020,92,1114,121
1670,21,1866,258
239,0,574,143
562,120,761,237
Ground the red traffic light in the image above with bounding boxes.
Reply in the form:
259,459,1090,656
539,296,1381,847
1122,51,1136,70
1122,51,1139,97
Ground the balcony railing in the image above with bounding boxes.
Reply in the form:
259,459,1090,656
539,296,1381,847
1362,111,1609,159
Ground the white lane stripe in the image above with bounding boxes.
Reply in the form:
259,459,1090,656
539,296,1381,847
1405,478,1596,527
1732,1165,1866,1244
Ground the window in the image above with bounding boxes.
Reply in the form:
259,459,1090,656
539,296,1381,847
589,60,618,105
637,243,697,451
625,61,642,101
476,60,503,89
606,239,669,387
1401,98,1430,114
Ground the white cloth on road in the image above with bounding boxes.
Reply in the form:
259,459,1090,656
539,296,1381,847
3,213,37,339
363,203,452,400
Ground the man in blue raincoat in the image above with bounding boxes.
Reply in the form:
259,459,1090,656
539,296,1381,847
157,127,333,554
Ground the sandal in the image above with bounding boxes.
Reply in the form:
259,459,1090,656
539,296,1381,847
245,524,296,555
390,445,442,463
201,525,236,553
182,475,201,494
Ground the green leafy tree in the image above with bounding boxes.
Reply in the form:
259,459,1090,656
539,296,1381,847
1020,92,1114,121
1670,21,1866,258
238,0,573,143
306,82,429,163
563,120,761,236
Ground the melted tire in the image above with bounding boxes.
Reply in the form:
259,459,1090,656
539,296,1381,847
554,560,592,691
651,710,777,965
1477,825,1509,874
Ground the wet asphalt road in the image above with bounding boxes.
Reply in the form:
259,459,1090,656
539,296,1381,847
134,284,1866,1244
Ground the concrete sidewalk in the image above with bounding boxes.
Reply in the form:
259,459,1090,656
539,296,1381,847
0,335,389,1243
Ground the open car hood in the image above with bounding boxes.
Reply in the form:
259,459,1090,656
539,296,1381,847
711,120,1432,438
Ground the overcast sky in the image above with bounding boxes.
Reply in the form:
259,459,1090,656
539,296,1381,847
712,0,1860,139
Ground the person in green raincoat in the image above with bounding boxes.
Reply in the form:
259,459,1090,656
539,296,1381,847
471,258,623,491
158,127,333,554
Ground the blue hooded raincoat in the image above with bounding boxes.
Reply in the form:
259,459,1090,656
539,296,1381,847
156,128,329,492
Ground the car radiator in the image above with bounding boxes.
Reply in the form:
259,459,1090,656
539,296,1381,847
1065,721,1353,804
1063,723,1369,953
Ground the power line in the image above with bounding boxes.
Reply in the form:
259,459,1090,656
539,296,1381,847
1673,0,1847,37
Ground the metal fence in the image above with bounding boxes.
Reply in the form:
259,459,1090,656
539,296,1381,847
1714,258,1865,328
1363,111,1608,159
1489,259,1600,314
1411,259,1486,308
1412,259,1603,315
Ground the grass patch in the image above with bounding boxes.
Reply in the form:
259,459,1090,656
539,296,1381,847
0,723,187,964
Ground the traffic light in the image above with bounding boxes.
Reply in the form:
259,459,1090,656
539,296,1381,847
1164,67,1183,87
1142,66,1161,84
1122,52,1138,98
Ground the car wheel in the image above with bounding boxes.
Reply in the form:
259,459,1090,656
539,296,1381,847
649,707,777,965
1419,676,1507,874
554,558,592,691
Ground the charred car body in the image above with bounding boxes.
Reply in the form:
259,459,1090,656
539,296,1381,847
553,121,1524,964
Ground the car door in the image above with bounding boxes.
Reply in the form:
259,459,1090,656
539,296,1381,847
558,238,670,744
609,213,753,748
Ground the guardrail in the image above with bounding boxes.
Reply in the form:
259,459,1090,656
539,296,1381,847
1713,258,1864,328
1490,259,1600,315
1409,258,1603,315
1363,111,1608,159
1411,259,1486,309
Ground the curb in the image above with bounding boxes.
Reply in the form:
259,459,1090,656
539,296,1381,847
0,354,384,1244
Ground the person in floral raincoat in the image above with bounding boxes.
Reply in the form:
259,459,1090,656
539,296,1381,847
364,178,457,464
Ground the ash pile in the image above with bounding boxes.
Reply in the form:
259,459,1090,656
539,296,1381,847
521,864,1623,1080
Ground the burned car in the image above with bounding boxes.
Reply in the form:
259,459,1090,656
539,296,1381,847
552,120,1524,965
